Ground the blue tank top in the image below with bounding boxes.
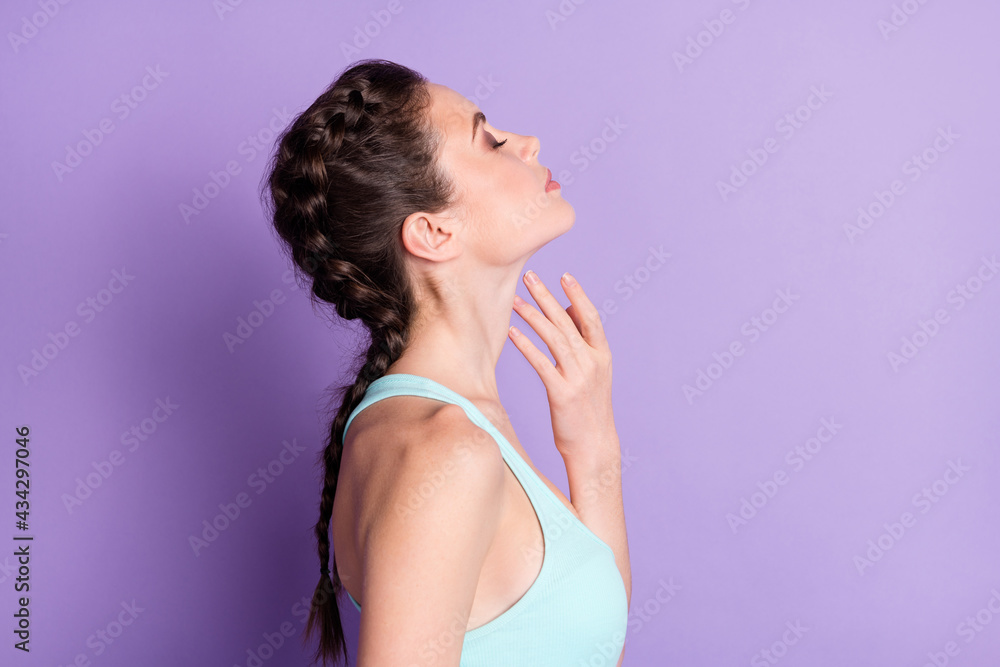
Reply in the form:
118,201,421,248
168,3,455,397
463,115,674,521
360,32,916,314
339,372,628,666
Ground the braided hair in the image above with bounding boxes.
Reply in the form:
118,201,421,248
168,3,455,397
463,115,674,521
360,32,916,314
260,59,455,666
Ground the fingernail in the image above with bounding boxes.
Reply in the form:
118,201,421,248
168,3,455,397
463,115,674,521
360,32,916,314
513,294,526,307
509,325,520,337
524,270,538,285
562,272,576,286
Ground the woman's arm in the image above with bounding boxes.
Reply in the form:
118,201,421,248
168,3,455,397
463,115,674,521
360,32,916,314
356,410,505,666
563,436,631,606
509,270,633,664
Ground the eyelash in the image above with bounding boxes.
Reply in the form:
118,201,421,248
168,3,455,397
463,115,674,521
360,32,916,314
491,138,507,150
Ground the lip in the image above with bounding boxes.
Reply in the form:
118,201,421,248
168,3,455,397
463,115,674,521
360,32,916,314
544,167,561,193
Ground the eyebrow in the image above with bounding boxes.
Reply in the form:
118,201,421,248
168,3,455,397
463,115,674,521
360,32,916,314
471,111,486,145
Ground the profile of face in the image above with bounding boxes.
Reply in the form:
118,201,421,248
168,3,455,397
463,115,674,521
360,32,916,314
403,82,575,270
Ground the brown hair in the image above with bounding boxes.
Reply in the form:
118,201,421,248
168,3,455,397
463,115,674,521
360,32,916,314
260,58,455,666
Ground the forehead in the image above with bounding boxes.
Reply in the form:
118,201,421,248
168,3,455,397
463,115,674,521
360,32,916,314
427,82,478,141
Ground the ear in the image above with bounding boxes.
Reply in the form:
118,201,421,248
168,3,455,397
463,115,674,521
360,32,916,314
400,209,462,262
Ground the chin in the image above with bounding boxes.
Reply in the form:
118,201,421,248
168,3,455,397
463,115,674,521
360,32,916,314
560,204,576,232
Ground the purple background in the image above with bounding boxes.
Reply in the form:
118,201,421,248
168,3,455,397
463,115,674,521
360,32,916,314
2,0,999,665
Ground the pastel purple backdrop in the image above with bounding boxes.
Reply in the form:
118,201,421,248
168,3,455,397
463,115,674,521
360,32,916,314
2,0,998,665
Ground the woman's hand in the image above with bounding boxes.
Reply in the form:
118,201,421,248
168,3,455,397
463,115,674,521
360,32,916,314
508,270,619,469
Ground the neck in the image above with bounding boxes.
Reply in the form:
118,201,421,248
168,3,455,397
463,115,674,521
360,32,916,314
385,259,528,404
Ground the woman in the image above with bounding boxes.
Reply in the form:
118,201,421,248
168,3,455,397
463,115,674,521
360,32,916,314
263,58,631,666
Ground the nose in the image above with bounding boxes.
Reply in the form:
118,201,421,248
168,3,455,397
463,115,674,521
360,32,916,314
521,134,540,162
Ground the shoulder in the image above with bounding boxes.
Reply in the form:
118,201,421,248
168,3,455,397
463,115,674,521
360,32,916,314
406,402,502,472
348,397,506,530
382,401,505,509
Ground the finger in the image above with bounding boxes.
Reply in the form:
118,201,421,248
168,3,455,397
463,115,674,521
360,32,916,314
507,325,559,385
559,273,610,352
513,293,578,373
523,270,576,333
565,303,582,334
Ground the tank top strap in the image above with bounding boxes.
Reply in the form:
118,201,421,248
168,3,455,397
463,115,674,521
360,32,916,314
342,373,551,513
344,373,512,470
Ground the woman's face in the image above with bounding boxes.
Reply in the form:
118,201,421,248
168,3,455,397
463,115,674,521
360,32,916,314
423,82,575,266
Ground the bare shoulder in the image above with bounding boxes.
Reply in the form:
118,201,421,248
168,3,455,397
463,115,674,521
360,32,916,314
346,398,503,498
401,402,502,473
364,400,506,530
352,400,506,664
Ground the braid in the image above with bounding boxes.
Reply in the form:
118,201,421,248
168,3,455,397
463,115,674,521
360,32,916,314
260,59,454,667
